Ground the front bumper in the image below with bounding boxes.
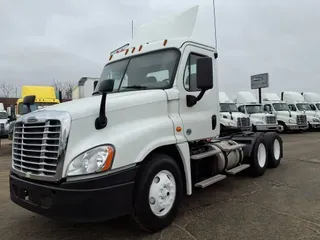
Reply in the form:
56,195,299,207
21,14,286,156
255,124,278,131
309,122,320,129
287,124,308,131
10,166,139,222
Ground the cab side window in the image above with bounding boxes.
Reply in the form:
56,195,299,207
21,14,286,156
183,53,207,92
238,106,245,113
288,104,297,111
264,104,272,113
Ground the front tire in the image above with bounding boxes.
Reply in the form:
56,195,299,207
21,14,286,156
133,153,183,233
277,122,286,133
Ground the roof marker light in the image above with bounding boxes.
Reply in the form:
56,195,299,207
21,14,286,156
109,55,113,61
163,39,168,46
139,45,143,51
125,49,129,55
132,47,136,53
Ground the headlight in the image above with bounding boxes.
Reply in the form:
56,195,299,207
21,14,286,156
289,119,294,123
255,121,264,124
66,145,115,177
228,122,236,126
313,118,320,122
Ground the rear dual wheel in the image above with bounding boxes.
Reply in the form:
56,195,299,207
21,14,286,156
249,132,282,177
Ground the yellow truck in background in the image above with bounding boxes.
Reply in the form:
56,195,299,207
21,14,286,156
15,85,60,116
7,85,61,140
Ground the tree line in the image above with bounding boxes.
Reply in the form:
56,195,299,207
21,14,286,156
0,80,76,99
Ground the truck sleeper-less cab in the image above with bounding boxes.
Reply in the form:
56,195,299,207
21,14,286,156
301,92,320,113
235,91,278,132
219,92,251,135
281,91,320,130
9,6,283,232
263,93,308,133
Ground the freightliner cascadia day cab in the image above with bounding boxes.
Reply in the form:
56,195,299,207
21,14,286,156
72,77,99,100
281,91,320,130
262,93,308,133
301,92,320,113
219,92,251,135
235,91,278,132
9,6,284,232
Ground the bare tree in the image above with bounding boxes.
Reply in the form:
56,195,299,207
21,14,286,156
52,79,75,100
0,82,15,98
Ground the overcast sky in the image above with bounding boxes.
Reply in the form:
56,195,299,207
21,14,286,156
1,0,320,98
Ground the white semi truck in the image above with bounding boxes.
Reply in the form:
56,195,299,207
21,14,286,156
9,6,283,232
281,91,320,130
262,93,308,133
72,77,99,99
0,103,9,137
301,92,320,112
219,92,251,135
235,91,278,132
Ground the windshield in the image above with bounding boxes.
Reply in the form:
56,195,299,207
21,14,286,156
95,49,180,93
296,103,312,111
0,112,7,119
18,102,58,115
246,105,264,114
316,103,320,110
273,103,289,111
220,103,239,112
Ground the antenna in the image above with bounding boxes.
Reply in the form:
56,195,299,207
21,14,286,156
213,0,218,51
131,20,134,39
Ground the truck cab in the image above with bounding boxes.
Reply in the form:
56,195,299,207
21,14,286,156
9,5,283,233
219,92,251,135
235,91,278,132
263,93,308,133
301,92,320,113
281,91,320,130
72,77,99,100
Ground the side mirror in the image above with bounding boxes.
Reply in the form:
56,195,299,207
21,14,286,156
187,57,213,107
265,105,271,113
23,95,36,114
196,57,213,90
98,79,115,93
95,79,115,130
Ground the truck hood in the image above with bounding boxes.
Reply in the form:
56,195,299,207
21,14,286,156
38,90,168,120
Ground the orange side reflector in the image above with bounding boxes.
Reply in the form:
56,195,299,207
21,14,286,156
163,39,168,46
176,126,182,132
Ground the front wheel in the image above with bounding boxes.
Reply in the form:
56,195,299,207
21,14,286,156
277,122,286,133
132,153,183,233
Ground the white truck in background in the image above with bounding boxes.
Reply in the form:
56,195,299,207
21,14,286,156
9,6,284,232
281,91,320,130
235,91,278,132
219,92,251,135
262,93,308,133
0,103,9,137
301,92,320,112
72,77,99,99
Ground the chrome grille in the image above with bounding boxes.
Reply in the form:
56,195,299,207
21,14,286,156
12,120,61,176
266,116,277,124
237,117,250,128
297,115,307,125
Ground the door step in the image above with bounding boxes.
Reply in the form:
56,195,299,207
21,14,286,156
226,164,250,175
194,174,226,188
191,146,221,160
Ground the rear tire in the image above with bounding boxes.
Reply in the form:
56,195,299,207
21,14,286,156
248,136,268,177
264,132,283,168
132,153,183,233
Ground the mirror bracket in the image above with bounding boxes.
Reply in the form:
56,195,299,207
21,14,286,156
186,89,206,107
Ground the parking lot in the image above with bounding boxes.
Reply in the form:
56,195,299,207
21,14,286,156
1,133,320,240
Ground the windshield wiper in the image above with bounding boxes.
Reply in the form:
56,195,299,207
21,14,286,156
122,85,148,89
